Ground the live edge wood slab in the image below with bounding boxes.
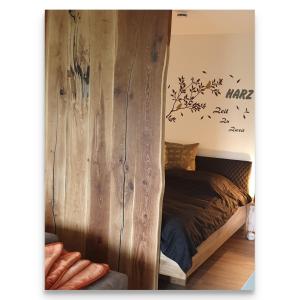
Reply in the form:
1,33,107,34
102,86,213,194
45,10,171,289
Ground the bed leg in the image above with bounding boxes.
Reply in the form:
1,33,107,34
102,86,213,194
170,277,187,286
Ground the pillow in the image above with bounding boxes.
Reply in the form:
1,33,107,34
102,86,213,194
195,156,252,193
203,171,252,206
50,259,91,289
165,169,251,206
165,142,199,171
45,251,81,289
57,263,110,290
45,242,63,277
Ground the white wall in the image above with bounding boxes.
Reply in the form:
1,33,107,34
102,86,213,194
165,29,255,163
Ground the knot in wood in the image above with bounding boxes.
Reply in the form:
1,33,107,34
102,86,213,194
128,181,134,191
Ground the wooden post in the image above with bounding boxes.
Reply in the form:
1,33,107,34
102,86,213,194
45,10,171,289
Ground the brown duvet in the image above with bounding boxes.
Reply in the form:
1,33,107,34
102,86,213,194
161,169,251,263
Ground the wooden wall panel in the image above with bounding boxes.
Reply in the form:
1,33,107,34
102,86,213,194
45,11,69,234
45,10,171,289
85,10,117,263
113,11,171,289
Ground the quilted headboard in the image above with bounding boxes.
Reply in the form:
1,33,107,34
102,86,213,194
195,156,252,193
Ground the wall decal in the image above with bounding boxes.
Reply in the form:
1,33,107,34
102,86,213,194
242,107,250,119
166,75,222,122
229,126,245,132
225,89,254,99
213,106,229,114
220,117,230,123
167,72,255,122
166,72,254,134
200,115,213,120
229,74,241,84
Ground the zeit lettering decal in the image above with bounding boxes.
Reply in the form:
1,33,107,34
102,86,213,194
225,89,254,99
213,107,229,114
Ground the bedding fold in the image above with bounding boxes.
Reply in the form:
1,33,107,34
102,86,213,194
161,169,251,272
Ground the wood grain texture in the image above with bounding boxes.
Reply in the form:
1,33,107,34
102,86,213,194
113,10,171,289
159,205,248,285
45,10,171,289
187,229,254,290
46,10,92,254
85,10,116,263
45,10,69,234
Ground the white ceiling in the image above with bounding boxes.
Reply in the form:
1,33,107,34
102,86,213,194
171,10,254,35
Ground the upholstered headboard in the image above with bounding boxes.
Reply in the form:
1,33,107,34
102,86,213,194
195,156,252,193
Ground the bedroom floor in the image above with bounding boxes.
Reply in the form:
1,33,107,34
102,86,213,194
159,228,255,290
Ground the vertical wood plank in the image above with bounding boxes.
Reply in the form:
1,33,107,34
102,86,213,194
62,10,91,254
45,11,70,235
46,10,92,253
85,10,116,262
107,10,141,273
114,11,171,289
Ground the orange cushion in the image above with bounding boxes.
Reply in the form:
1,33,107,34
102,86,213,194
45,242,63,277
57,263,110,290
45,251,81,289
50,259,91,289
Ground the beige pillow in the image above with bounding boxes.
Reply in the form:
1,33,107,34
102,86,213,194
165,142,199,171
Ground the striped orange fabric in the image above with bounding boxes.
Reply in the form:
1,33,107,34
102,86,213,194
45,242,63,277
50,259,91,289
45,251,81,289
57,263,110,290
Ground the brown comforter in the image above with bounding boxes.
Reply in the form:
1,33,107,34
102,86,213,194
161,169,251,272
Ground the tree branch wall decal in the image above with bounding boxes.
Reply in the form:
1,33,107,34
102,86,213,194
166,75,223,122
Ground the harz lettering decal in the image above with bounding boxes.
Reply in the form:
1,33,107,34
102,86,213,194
226,89,254,99
229,126,245,133
213,107,229,114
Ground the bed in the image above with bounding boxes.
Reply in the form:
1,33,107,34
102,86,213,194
159,156,253,286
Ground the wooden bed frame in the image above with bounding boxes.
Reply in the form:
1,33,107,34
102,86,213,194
159,204,249,286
